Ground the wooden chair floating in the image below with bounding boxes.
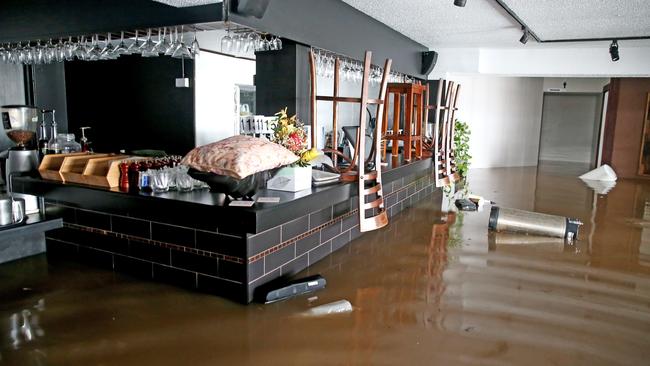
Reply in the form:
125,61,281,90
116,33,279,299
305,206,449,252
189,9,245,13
308,49,392,232
426,79,461,187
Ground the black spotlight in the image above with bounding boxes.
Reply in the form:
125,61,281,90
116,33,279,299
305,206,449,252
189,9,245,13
454,0,467,7
519,28,529,44
609,40,619,62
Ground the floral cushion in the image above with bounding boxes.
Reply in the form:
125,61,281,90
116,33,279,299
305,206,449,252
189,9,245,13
182,135,299,179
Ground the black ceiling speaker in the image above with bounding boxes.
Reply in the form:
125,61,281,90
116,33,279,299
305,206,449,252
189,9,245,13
609,40,620,62
421,51,438,75
232,0,271,18
519,28,529,44
454,0,467,7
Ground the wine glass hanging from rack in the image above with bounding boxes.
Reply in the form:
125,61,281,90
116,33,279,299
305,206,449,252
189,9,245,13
219,25,282,56
311,46,412,85
0,26,203,65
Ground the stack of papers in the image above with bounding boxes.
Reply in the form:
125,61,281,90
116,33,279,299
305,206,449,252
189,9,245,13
312,170,340,186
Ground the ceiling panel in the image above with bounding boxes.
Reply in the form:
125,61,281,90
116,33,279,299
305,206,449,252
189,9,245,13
343,0,525,47
343,0,650,47
502,0,650,41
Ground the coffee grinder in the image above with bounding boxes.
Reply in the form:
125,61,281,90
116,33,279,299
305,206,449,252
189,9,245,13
1,105,41,213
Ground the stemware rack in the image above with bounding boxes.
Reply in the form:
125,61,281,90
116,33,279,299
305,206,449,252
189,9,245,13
310,46,412,85
0,21,283,65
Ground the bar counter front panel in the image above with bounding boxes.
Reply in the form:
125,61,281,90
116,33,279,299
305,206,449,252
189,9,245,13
14,159,435,303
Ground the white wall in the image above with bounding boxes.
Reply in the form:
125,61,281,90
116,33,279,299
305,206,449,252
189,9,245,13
450,75,544,168
432,45,650,78
194,51,256,146
479,47,650,77
542,77,609,93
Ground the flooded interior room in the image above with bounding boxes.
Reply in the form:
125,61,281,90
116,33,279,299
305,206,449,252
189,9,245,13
0,0,649,365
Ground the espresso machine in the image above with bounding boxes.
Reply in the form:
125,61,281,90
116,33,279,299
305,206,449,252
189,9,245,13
1,105,41,214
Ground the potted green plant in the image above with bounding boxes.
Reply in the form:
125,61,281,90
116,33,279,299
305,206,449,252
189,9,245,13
453,119,471,180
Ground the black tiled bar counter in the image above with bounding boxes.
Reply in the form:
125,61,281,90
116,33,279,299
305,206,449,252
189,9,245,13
14,158,436,303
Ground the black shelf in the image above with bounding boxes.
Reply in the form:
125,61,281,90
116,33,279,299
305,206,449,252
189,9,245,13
0,214,62,241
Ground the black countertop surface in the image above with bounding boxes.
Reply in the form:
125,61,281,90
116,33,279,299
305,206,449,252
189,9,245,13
12,157,431,234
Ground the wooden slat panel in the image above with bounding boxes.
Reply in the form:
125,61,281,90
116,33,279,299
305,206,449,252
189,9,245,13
363,184,381,195
363,197,384,210
360,211,388,232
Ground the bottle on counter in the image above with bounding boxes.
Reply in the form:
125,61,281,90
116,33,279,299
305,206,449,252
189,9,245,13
128,161,140,192
119,162,130,191
138,161,151,191
59,133,82,153
80,127,92,152
37,112,49,159
47,119,61,154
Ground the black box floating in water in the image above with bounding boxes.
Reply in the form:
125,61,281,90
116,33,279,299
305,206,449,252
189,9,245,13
256,275,327,304
455,198,477,211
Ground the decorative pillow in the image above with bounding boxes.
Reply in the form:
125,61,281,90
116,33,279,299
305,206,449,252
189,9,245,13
182,135,299,179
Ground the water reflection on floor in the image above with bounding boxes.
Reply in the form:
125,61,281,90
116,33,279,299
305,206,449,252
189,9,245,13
1,164,650,365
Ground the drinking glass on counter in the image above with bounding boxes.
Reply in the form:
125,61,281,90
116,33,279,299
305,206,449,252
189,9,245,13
177,172,194,192
118,157,207,194
151,169,171,193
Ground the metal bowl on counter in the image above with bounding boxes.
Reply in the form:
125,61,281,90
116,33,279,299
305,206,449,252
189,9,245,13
187,169,272,199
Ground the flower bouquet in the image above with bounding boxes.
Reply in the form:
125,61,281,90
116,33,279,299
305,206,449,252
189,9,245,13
271,107,319,166
267,108,320,192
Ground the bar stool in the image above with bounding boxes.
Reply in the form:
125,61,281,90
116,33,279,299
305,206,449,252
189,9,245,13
381,83,428,162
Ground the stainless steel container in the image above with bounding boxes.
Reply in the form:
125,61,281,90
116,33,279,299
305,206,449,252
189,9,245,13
1,105,39,147
488,206,582,241
0,196,25,226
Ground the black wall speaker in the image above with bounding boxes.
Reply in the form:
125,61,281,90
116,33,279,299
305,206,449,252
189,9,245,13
421,51,438,75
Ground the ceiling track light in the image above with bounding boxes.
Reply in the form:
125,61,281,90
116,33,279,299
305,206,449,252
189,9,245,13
609,40,620,62
519,27,529,45
453,0,467,7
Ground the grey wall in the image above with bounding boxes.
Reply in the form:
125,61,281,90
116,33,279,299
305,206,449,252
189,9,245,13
231,0,428,78
33,63,69,133
539,93,602,165
0,62,25,151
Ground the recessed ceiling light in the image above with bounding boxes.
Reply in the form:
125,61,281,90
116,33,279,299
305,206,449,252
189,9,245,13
519,28,529,44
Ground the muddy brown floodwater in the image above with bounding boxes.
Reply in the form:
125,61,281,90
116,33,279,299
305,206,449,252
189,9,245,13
1,164,650,365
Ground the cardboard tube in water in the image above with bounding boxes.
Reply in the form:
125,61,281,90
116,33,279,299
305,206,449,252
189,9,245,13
488,206,582,241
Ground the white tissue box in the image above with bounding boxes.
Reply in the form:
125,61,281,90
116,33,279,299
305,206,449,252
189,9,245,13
267,166,312,192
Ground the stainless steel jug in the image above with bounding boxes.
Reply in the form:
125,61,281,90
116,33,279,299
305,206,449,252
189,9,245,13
0,196,25,226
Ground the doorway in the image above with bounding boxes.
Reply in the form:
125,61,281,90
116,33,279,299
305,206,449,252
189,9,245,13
538,93,603,169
